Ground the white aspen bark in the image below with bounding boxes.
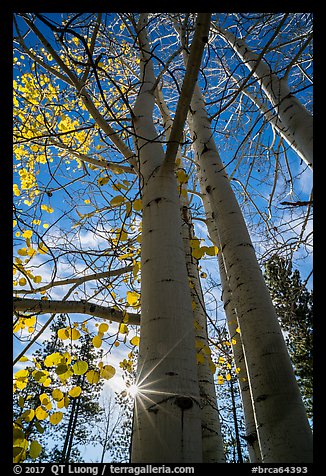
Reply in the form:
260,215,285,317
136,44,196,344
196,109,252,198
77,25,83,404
13,297,140,325
221,267,262,463
130,14,202,463
242,88,309,167
187,83,313,463
199,187,261,462
214,25,313,169
181,203,225,463
155,85,225,463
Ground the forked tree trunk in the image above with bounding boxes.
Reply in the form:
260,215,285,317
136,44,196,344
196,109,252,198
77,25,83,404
214,24,313,169
187,83,313,463
130,14,202,463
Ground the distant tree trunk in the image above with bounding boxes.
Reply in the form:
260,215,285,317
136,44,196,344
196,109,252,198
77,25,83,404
130,13,202,463
229,376,244,463
61,396,78,463
214,23,313,169
187,82,313,462
65,395,81,462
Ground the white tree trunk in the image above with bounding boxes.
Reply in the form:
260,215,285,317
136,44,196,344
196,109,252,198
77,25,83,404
155,83,225,463
214,25,313,169
130,14,202,463
187,83,313,463
181,203,225,463
198,188,262,462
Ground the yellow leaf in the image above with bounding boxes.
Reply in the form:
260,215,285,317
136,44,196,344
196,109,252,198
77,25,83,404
231,338,237,345
98,176,110,186
69,386,82,398
130,336,140,346
110,195,126,207
41,204,54,213
29,440,42,459
235,367,241,374
17,248,28,256
118,229,128,241
100,365,116,380
226,373,231,381
133,199,142,211
119,323,128,334
189,238,200,249
176,169,189,184
217,375,224,385
33,275,42,283
196,353,205,364
92,335,102,348
235,327,241,334
192,247,205,260
99,323,109,334
72,360,88,375
35,406,48,421
44,352,62,367
209,360,216,374
86,369,100,384
69,328,81,340
50,412,63,425
203,245,219,256
42,377,51,387
126,290,140,306
57,328,69,340
52,389,64,401
38,243,49,254
13,184,21,196
15,369,29,379
19,277,27,286
22,230,33,239
39,393,50,406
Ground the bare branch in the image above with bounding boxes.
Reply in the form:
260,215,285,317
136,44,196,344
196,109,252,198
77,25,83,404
14,266,133,295
13,297,140,326
164,13,211,166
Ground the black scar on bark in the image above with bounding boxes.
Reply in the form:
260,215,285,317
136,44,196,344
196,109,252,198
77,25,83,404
175,396,193,410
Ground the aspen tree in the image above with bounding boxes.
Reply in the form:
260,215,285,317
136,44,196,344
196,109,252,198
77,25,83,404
187,82,313,462
155,85,225,462
174,17,313,461
212,21,313,169
199,190,262,462
130,13,210,463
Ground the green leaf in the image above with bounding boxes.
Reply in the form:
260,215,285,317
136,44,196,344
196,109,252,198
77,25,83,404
72,360,88,375
29,440,42,459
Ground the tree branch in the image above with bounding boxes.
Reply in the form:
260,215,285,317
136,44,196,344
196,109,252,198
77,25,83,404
14,265,133,295
13,297,140,326
164,13,211,166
